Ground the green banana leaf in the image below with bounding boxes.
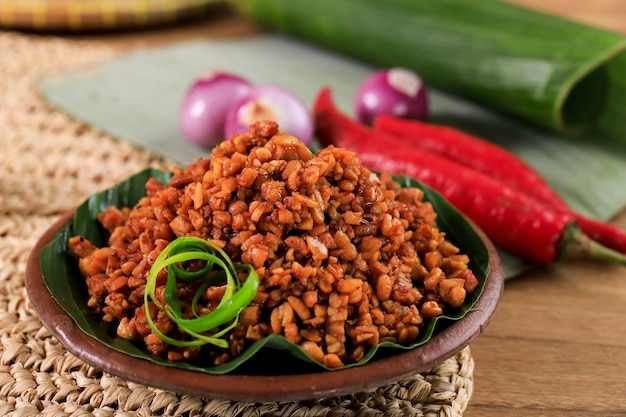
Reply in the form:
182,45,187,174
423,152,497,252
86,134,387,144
39,168,490,375
37,35,626,278
231,0,626,137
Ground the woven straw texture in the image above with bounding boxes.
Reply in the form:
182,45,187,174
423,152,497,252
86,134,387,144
0,31,474,416
0,0,222,32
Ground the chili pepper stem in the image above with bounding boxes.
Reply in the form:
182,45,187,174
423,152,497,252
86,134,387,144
559,224,626,266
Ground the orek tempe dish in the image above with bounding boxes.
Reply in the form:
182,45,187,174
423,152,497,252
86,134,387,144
66,121,482,370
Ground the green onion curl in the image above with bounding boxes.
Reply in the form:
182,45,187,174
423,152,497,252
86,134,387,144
143,236,259,349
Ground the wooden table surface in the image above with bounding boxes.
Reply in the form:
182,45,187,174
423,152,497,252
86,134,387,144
29,1,626,416
467,4,626,416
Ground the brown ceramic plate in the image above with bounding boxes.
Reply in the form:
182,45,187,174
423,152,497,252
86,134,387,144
25,208,503,402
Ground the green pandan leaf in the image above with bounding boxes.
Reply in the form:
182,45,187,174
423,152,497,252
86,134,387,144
40,168,490,374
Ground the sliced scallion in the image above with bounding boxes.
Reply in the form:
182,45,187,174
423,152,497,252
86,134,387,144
143,236,259,349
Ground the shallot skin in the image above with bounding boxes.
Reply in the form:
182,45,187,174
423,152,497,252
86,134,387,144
179,72,252,147
354,67,429,125
224,85,314,146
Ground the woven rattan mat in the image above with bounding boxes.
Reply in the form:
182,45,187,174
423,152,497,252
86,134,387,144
0,31,474,416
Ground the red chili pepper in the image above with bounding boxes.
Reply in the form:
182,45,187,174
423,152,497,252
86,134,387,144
373,115,568,210
372,115,626,254
314,87,626,266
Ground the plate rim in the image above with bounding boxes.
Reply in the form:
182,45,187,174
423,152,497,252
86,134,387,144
25,209,503,402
